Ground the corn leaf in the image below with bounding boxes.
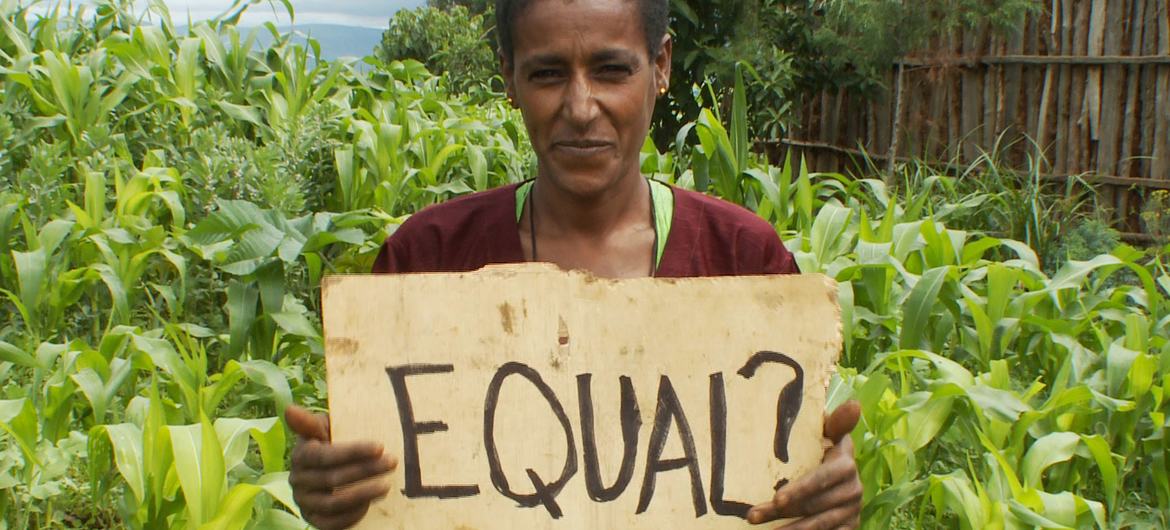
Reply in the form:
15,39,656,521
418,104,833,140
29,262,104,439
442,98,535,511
899,267,949,350
1021,432,1080,489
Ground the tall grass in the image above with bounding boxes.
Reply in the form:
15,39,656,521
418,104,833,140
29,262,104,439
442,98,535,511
668,67,1169,529
1,2,527,527
0,2,1166,529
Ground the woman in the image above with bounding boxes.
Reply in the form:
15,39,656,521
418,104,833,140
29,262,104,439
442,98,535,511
286,0,862,528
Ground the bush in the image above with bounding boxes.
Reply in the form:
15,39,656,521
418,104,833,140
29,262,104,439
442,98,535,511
1045,219,1120,273
376,5,498,94
1143,190,1170,245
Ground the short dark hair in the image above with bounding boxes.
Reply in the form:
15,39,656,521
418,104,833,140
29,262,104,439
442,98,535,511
495,0,669,62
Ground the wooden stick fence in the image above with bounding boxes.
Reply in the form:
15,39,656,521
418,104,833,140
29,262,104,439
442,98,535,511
781,0,1170,234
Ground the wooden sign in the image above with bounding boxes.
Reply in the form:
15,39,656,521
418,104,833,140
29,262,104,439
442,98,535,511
323,264,841,529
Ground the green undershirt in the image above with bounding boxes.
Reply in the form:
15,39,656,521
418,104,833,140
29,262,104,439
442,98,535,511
515,179,674,269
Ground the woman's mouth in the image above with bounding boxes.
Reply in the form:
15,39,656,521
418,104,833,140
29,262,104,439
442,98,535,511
553,140,614,157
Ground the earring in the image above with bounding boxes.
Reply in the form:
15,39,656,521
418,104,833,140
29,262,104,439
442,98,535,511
659,86,668,96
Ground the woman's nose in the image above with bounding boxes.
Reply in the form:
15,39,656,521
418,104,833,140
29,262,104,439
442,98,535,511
562,74,600,127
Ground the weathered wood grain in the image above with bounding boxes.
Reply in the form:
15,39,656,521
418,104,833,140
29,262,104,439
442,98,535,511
1153,0,1170,181
1096,0,1126,175
1119,0,1147,178
1054,0,1074,174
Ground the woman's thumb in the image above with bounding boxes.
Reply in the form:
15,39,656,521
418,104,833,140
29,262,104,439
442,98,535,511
285,404,331,441
824,400,861,443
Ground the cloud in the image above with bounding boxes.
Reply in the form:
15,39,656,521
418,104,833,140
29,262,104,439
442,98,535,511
36,0,424,28
171,0,423,27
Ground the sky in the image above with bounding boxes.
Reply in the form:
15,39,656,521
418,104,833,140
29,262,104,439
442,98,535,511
162,0,423,28
39,0,425,28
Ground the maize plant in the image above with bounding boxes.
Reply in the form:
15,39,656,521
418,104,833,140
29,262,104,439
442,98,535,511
0,1,1166,529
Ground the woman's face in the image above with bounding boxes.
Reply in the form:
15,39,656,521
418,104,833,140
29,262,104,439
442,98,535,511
502,0,671,199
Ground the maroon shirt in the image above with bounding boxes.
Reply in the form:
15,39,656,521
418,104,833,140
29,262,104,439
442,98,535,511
372,183,798,277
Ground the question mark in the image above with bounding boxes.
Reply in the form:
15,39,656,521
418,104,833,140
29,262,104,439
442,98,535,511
736,351,804,463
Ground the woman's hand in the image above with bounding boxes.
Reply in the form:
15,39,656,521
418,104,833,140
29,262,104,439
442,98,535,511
747,400,862,529
286,405,397,530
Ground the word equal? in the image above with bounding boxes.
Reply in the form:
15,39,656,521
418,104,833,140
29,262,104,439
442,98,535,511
322,268,841,529
384,351,806,520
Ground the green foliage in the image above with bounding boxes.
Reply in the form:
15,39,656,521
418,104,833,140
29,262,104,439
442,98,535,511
663,77,1170,528
1143,190,1170,245
0,1,1166,529
1046,220,1121,275
375,5,499,95
658,0,801,144
842,135,1103,271
429,0,492,12
811,0,1040,89
0,1,528,527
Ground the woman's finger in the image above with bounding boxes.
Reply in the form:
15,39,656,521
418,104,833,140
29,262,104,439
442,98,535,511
295,474,392,518
286,405,331,441
825,432,854,460
746,450,855,523
788,474,862,518
291,438,388,470
290,454,397,492
773,502,860,530
308,506,373,530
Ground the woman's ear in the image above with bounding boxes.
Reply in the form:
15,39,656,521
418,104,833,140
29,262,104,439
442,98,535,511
655,34,673,94
499,51,518,107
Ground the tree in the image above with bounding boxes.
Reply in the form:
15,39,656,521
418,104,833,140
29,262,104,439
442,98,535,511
428,0,493,14
659,0,805,146
376,5,498,93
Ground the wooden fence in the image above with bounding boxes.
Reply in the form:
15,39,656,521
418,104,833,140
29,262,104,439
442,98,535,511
779,0,1170,235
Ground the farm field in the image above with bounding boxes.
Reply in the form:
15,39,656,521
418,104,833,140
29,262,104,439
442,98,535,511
0,2,1167,529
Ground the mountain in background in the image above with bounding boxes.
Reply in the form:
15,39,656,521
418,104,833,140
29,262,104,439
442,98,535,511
269,24,385,61
217,24,385,62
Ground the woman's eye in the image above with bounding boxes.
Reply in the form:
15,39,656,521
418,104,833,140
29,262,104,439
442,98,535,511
531,69,562,81
599,64,632,77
